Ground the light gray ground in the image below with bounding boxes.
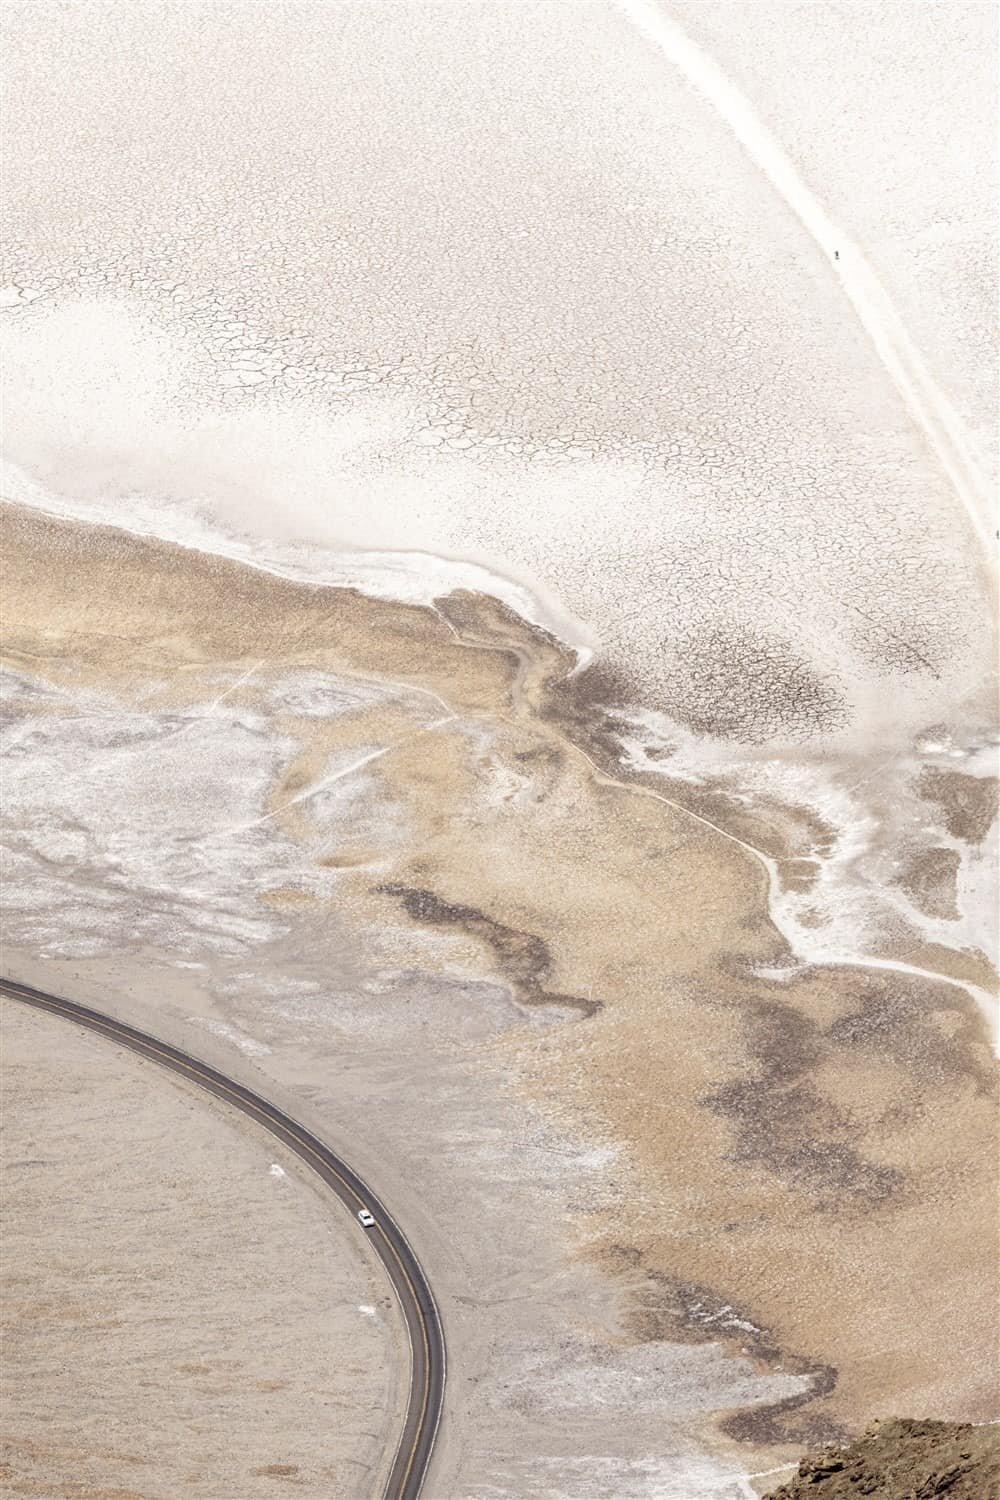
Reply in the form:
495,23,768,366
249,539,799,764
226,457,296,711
2,937,803,1500
1,999,399,1500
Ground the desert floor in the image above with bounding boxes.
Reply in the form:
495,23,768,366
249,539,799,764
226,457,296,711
1,3,997,1497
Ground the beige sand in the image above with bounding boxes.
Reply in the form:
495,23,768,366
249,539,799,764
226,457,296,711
2,506,996,1494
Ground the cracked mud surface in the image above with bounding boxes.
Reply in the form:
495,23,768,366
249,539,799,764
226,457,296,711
1,3,996,1496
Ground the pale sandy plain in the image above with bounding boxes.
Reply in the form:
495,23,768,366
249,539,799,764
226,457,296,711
1,2,998,1498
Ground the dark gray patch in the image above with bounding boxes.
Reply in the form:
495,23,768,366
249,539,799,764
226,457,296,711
545,656,644,771
667,624,848,744
705,1001,904,1204
601,1242,846,1448
375,884,601,1017
512,744,562,767
708,1078,902,1202
893,844,961,920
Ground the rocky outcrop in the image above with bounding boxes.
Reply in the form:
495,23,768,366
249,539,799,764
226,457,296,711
765,1419,1000,1499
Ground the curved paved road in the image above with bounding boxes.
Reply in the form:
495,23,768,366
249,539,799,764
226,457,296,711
0,976,446,1500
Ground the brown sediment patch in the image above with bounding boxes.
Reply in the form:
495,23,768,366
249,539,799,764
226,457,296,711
433,587,576,705
367,677,997,1446
893,845,962,921
316,851,379,870
375,885,601,1017
775,857,823,894
549,960,997,1448
0,502,523,713
581,967,995,1447
4,502,997,1463
919,765,999,843
260,887,320,908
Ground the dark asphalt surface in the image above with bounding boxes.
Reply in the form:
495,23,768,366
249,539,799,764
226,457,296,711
0,976,446,1500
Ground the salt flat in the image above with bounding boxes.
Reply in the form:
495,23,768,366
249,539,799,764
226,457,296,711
1,2,996,1496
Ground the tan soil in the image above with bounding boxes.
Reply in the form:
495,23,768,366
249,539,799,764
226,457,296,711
3,504,998,1474
918,768,999,845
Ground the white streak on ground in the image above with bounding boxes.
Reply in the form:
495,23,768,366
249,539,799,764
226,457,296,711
211,715,457,838
566,720,999,1045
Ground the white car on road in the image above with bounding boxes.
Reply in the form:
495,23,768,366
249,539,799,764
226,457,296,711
357,1208,376,1228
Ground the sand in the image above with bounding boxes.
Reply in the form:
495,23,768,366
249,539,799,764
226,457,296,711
2,507,996,1496
1,3,996,1495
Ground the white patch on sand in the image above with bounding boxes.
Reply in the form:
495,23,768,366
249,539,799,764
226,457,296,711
197,1019,272,1058
0,669,392,962
498,1453,771,1500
